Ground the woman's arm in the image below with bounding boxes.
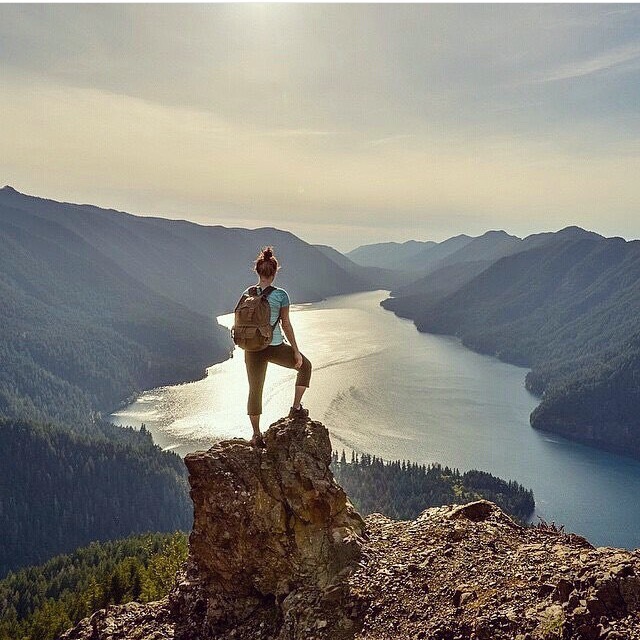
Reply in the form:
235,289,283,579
279,306,302,369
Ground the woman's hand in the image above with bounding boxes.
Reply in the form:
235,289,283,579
293,350,303,369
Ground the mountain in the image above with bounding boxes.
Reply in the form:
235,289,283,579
383,230,640,457
518,225,604,252
313,244,418,290
428,229,521,268
399,233,474,271
0,187,371,319
391,227,606,302
60,417,640,640
348,234,508,279
348,232,515,277
388,231,522,303
0,195,229,427
399,230,518,275
346,239,436,270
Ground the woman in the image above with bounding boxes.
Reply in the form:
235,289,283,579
243,246,312,447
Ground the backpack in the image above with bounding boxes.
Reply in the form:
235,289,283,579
231,286,281,351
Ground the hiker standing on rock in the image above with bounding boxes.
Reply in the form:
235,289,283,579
231,246,312,447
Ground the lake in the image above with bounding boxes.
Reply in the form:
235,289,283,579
111,290,640,549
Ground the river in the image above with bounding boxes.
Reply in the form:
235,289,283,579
111,290,640,549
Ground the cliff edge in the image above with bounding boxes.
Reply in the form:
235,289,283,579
61,417,640,640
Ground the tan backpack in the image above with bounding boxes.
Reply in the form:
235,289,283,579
231,286,280,351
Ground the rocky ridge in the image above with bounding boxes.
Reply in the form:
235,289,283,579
61,417,640,640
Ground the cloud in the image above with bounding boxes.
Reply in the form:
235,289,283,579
367,134,415,147
1,4,640,247
534,42,640,83
256,129,339,138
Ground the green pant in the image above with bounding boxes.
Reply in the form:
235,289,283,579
245,343,312,415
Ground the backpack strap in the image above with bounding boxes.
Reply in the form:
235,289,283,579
258,286,280,328
248,285,275,298
260,285,276,298
265,286,282,327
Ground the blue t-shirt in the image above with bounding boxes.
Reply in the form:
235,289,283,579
243,285,290,346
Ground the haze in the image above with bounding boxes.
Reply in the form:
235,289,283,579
1,3,639,251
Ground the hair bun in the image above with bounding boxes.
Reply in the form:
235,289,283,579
254,246,279,277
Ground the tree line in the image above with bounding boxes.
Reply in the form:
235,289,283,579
331,450,535,522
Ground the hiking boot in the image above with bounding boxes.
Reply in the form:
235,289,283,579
249,433,266,448
288,404,309,420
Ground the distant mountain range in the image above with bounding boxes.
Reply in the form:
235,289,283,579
313,244,415,290
349,231,528,271
346,239,438,270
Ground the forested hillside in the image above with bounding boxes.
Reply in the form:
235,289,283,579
0,419,191,576
0,199,228,428
0,532,187,640
383,232,640,457
0,186,372,318
331,450,535,523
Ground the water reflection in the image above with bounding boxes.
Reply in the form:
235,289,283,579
111,290,640,549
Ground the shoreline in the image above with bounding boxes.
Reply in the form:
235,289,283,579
379,295,640,466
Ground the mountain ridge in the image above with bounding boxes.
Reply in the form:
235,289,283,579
0,186,373,316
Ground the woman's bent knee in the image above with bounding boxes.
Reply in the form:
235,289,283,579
296,355,312,387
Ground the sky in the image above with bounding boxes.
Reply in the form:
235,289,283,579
1,3,640,252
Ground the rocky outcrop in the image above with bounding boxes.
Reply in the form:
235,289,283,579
61,416,640,640
352,502,640,640
58,600,173,640
170,416,367,640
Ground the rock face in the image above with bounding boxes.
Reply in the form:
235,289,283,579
170,416,367,639
61,416,640,640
